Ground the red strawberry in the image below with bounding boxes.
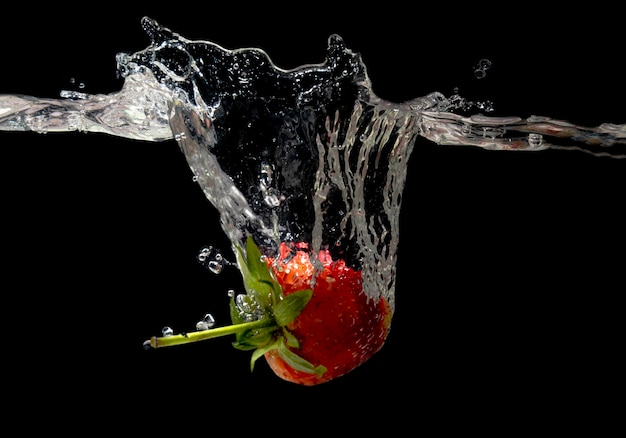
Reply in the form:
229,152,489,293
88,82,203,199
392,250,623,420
145,236,393,386
264,241,392,385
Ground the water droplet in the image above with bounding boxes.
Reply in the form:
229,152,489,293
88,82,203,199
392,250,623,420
162,326,174,337
227,289,235,298
195,313,216,331
142,339,153,350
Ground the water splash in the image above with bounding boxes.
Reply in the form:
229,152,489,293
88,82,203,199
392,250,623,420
1,17,624,360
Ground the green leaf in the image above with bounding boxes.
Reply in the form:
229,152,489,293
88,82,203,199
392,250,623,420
277,339,327,377
282,327,300,348
235,236,281,308
250,341,279,372
232,237,322,377
232,325,277,350
274,289,313,327
229,293,246,325
245,236,276,285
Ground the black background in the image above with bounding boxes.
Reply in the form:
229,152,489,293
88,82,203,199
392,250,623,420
1,3,623,434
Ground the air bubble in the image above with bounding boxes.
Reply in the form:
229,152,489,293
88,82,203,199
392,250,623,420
528,133,544,148
162,326,174,337
478,59,492,69
235,293,265,321
263,189,282,207
259,162,281,207
208,260,222,273
195,313,216,331
474,58,492,79
197,245,231,274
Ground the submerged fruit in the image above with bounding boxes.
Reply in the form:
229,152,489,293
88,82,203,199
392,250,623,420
264,241,392,385
146,236,393,386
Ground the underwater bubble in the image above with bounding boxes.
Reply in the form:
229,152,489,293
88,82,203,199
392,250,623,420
474,58,492,79
195,313,216,331
209,260,223,273
197,245,230,274
25,115,47,134
476,100,494,112
235,293,265,321
260,161,273,182
162,326,174,337
529,133,544,148
481,126,505,138
263,189,282,207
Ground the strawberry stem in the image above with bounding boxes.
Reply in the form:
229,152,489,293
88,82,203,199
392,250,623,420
145,319,278,349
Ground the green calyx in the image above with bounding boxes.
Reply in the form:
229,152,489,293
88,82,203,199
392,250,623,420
231,236,326,377
145,236,326,378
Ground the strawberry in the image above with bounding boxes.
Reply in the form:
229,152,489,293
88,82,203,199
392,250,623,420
263,241,393,385
146,236,393,386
